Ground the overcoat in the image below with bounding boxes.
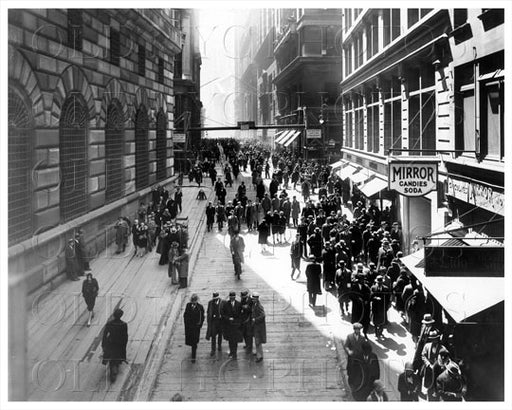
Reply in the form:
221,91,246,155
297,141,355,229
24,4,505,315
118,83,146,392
350,281,371,328
305,262,322,294
102,318,128,363
206,298,223,340
251,301,266,344
257,221,270,245
220,300,243,342
175,252,189,278
370,284,390,326
82,278,99,311
183,302,205,346
349,352,380,401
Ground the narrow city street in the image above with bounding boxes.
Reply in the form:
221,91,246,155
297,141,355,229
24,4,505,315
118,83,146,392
150,172,416,401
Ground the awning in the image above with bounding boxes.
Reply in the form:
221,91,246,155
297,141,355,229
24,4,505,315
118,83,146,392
273,130,284,141
329,160,346,170
348,168,370,184
358,175,388,197
400,248,504,323
275,130,292,144
336,164,358,180
283,130,300,147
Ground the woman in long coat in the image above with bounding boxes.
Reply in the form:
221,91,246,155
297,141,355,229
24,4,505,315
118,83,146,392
257,219,270,252
183,294,205,362
82,273,99,327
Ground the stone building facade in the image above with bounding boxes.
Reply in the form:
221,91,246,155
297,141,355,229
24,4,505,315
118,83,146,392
8,9,184,295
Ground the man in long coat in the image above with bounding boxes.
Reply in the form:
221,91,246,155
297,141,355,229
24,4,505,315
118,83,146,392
350,273,371,338
102,308,128,382
240,290,254,354
206,202,216,232
370,275,390,338
114,217,129,254
65,239,81,281
251,292,266,362
321,241,337,290
206,292,223,356
221,291,243,359
230,231,245,279
305,257,322,307
183,294,205,362
349,341,380,401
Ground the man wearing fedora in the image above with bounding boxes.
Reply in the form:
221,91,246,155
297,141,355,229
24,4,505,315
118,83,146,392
419,329,448,401
370,275,390,338
206,292,223,356
350,272,371,339
251,292,266,362
240,290,254,354
183,294,205,363
413,313,438,371
345,322,366,387
436,360,466,401
221,291,243,359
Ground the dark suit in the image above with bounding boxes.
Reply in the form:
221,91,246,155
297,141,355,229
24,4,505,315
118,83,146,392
221,299,243,358
206,298,223,352
183,302,205,359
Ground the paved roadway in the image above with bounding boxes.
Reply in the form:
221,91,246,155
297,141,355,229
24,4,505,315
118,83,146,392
25,165,416,402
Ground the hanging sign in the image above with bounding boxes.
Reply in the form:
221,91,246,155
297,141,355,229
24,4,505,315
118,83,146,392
173,133,186,143
306,129,321,139
388,160,438,196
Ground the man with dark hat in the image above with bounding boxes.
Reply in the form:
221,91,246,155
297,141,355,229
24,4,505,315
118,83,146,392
398,361,421,401
183,294,205,363
290,233,302,280
102,308,128,382
305,257,322,307
240,290,254,354
350,272,371,339
251,292,266,362
419,329,449,400
206,292,223,356
321,240,336,290
221,291,243,359
370,275,390,338
335,260,352,316
436,361,466,401
230,230,245,279
345,322,366,387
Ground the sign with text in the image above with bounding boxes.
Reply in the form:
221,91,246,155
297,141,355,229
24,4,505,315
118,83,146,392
447,176,504,216
306,129,321,139
424,246,504,277
388,160,438,196
173,133,186,143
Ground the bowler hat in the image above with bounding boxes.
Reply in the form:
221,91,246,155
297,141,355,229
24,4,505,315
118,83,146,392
229,291,236,297
241,290,248,297
422,313,435,325
212,292,219,298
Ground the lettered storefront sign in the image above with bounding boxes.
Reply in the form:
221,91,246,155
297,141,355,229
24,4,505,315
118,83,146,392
388,160,438,196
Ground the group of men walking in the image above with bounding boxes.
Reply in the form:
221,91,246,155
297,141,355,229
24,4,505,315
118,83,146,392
183,290,267,363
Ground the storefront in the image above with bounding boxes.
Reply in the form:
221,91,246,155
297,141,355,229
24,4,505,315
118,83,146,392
400,234,504,401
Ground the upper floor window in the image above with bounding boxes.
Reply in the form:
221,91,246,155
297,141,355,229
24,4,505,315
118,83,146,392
67,9,83,51
158,57,165,83
138,44,146,76
174,52,183,79
110,28,120,66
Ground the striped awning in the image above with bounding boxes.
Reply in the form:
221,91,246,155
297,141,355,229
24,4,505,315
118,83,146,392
283,130,301,147
275,130,293,144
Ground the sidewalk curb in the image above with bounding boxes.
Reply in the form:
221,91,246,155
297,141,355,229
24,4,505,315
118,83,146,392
128,188,215,401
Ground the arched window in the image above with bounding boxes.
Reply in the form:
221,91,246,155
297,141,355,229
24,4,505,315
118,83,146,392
8,87,33,245
156,109,167,181
135,106,149,189
60,94,88,221
105,99,125,202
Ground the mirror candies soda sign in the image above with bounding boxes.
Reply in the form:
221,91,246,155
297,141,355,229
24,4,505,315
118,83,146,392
388,160,438,196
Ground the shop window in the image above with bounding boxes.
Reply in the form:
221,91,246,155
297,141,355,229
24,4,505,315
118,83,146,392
60,94,88,221
110,28,120,66
408,9,419,28
135,106,149,189
391,9,401,40
67,9,83,52
138,44,146,77
105,99,124,203
8,87,33,245
156,109,167,181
